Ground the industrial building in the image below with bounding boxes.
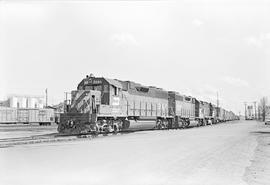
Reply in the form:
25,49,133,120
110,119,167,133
4,95,44,109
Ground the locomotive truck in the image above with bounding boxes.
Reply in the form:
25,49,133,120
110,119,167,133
58,75,238,134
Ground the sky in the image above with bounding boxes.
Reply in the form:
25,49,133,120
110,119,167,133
0,0,270,114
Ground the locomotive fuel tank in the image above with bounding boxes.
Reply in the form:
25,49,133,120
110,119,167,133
188,119,200,127
121,119,157,131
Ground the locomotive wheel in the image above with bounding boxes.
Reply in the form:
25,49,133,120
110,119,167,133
181,120,186,128
104,126,110,134
161,123,166,129
175,122,179,129
156,120,162,130
203,120,206,126
57,124,66,133
178,120,184,128
113,125,118,134
185,121,190,128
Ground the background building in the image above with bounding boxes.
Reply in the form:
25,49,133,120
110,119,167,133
247,105,254,120
6,95,44,108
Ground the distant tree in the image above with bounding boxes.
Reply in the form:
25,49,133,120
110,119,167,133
259,97,268,121
257,106,261,120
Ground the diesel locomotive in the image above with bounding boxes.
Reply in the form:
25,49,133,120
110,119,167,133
58,75,238,134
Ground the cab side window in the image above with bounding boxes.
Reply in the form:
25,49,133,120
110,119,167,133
113,86,118,96
104,85,109,93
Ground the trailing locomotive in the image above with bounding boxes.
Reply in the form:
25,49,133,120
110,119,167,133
58,75,238,134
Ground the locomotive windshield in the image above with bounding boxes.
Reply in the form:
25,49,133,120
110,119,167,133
77,76,121,105
84,84,102,91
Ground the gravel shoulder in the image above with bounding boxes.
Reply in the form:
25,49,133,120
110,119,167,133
243,123,270,185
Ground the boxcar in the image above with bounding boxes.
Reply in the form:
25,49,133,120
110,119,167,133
0,107,17,123
17,108,54,125
0,107,55,125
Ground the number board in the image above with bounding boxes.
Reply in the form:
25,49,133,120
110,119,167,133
84,79,102,85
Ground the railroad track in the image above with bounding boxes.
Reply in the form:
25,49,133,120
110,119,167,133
0,124,217,148
0,133,81,148
0,128,163,148
0,131,128,148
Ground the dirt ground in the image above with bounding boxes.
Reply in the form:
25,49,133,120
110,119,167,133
0,120,269,185
243,123,270,185
0,124,57,139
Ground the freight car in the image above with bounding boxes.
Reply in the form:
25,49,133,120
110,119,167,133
58,75,238,134
0,107,17,123
0,107,55,125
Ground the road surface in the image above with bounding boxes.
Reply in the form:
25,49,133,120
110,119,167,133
0,120,269,185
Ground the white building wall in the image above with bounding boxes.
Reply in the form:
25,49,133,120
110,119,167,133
37,98,44,108
21,97,27,108
29,98,35,108
8,95,44,108
9,97,18,108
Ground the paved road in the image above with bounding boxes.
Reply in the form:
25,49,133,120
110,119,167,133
0,120,268,185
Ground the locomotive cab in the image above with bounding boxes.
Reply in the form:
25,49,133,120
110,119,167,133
58,75,124,134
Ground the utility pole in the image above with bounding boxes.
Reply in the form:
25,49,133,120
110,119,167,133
65,92,68,104
45,88,48,107
217,92,219,117
217,92,219,108
258,106,261,120
64,92,70,113
254,101,257,120
244,102,247,120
